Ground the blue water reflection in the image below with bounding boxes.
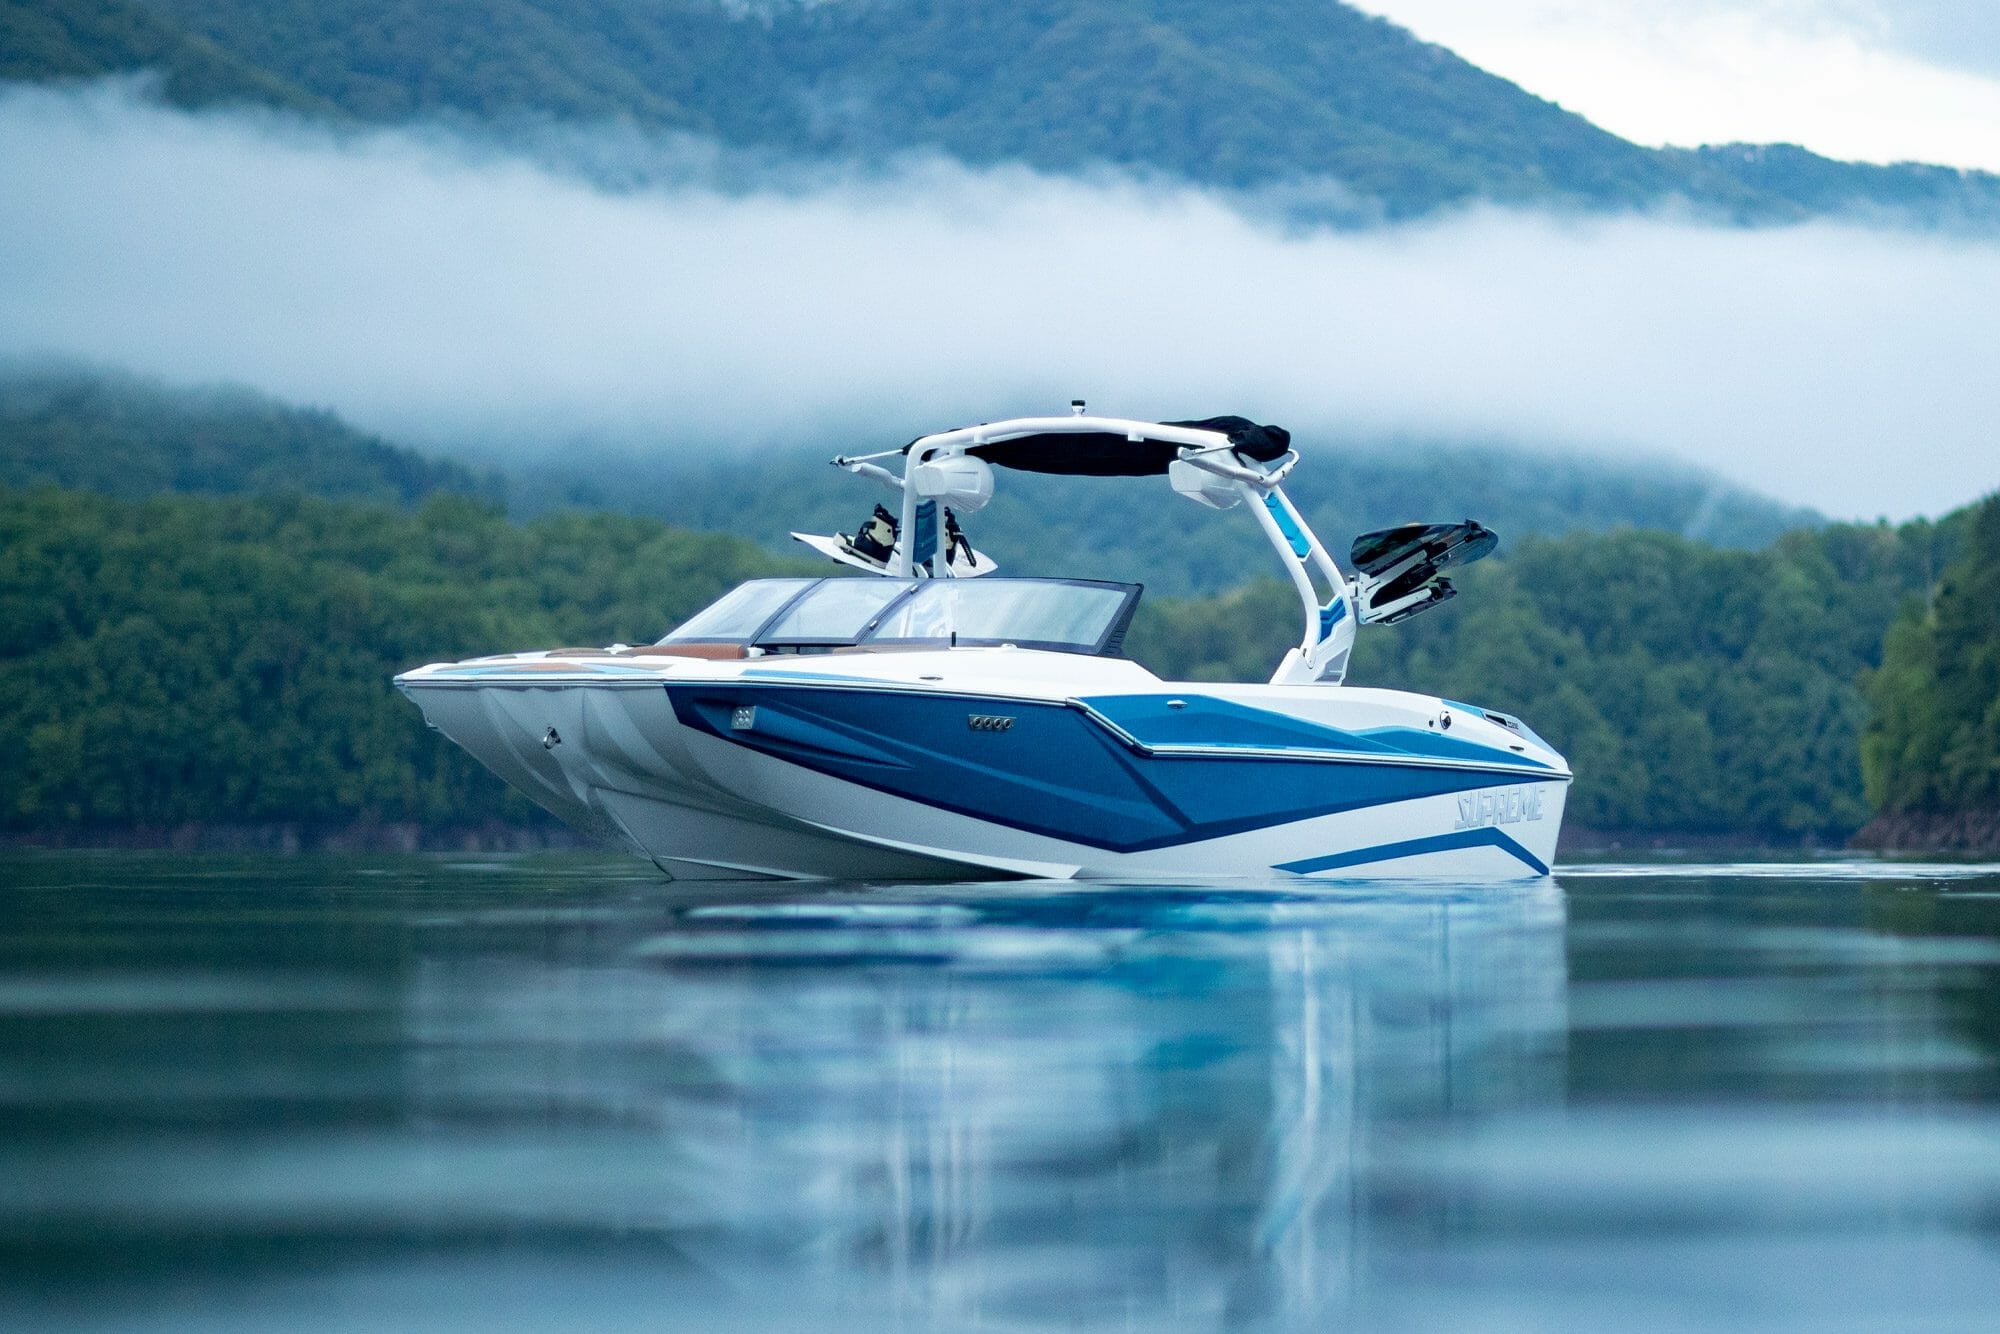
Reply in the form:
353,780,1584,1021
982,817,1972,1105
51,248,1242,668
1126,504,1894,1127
5,856,2000,1327
382,880,1567,1328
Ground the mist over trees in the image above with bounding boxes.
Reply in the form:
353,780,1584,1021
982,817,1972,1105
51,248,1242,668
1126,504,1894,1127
3,365,1818,593
534,442,1817,598
0,365,499,505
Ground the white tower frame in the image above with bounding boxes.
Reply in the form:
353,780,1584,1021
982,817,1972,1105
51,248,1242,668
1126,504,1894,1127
835,415,1358,686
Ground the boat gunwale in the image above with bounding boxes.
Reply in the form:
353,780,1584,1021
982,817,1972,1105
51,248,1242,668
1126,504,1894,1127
394,670,1568,781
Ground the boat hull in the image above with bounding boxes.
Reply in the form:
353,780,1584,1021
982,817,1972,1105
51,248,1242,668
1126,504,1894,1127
400,672,1568,882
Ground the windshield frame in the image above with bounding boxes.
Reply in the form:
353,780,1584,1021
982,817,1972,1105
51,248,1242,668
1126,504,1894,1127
659,577,1143,656
747,578,923,650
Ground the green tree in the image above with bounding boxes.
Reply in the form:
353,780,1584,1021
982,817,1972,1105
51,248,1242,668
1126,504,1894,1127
1864,493,2000,816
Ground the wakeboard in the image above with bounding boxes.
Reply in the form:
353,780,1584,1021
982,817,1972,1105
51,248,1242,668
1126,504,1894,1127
1350,520,1495,625
1350,520,1497,578
790,531,998,578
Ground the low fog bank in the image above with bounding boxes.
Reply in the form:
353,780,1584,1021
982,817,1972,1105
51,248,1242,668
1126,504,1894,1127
2,81,1995,521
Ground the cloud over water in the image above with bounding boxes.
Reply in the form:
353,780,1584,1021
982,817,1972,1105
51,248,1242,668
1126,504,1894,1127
3,81,1996,519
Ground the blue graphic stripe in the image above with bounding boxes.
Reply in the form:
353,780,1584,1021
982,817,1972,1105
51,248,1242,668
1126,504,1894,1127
1263,494,1311,557
1276,827,1550,876
1079,693,1551,770
666,683,1507,853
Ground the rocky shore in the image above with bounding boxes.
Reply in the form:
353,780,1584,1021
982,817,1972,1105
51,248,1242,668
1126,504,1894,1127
1851,809,2000,854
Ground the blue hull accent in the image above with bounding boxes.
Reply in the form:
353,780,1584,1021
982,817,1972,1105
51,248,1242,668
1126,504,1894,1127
1276,827,1550,877
1078,693,1551,769
666,683,1516,854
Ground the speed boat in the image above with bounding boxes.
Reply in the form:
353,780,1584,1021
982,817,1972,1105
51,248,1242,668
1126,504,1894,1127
395,409,1570,880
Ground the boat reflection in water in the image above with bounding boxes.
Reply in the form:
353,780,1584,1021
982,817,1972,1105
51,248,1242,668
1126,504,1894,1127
15,859,2000,1327
400,878,1567,1326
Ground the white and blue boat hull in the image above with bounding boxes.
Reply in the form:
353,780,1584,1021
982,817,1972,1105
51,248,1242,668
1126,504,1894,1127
399,653,1569,882
395,411,1578,882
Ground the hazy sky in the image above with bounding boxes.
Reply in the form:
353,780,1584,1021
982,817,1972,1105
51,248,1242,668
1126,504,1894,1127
1353,1,2000,171
3,82,1997,521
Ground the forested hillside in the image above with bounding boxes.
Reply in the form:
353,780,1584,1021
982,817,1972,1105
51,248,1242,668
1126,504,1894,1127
1860,492,2000,848
0,0,329,113
0,366,498,506
0,482,1959,845
1131,517,1962,839
6,0,1997,227
0,487,792,835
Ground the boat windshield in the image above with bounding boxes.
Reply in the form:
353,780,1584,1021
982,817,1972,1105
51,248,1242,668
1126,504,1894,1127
658,577,1141,656
659,579,815,643
758,578,909,643
865,580,1133,651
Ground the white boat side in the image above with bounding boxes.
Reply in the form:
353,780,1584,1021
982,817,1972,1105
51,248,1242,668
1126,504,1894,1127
397,643,1570,882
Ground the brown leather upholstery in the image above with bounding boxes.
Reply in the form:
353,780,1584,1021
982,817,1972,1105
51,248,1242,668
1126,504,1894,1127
615,643,749,660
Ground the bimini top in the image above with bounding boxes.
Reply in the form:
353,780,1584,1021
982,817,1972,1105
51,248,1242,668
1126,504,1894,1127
935,414,1293,478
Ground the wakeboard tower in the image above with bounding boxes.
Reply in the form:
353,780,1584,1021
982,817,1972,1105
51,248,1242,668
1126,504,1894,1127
791,403,1496,684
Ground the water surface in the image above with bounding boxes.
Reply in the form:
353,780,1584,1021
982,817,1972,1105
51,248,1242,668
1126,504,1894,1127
4,852,2000,1328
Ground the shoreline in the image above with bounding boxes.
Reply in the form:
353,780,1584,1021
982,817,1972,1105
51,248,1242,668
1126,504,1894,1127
7,821,1991,858
0,821,591,855
1849,809,2000,855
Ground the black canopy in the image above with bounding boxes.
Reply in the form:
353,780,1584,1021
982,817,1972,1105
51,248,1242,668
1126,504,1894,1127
911,416,1291,478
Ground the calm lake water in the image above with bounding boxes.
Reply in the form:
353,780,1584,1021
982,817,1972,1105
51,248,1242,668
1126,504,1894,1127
5,852,2000,1330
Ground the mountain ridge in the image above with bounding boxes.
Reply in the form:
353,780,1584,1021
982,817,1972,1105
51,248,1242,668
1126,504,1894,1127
0,364,500,507
4,0,1996,228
